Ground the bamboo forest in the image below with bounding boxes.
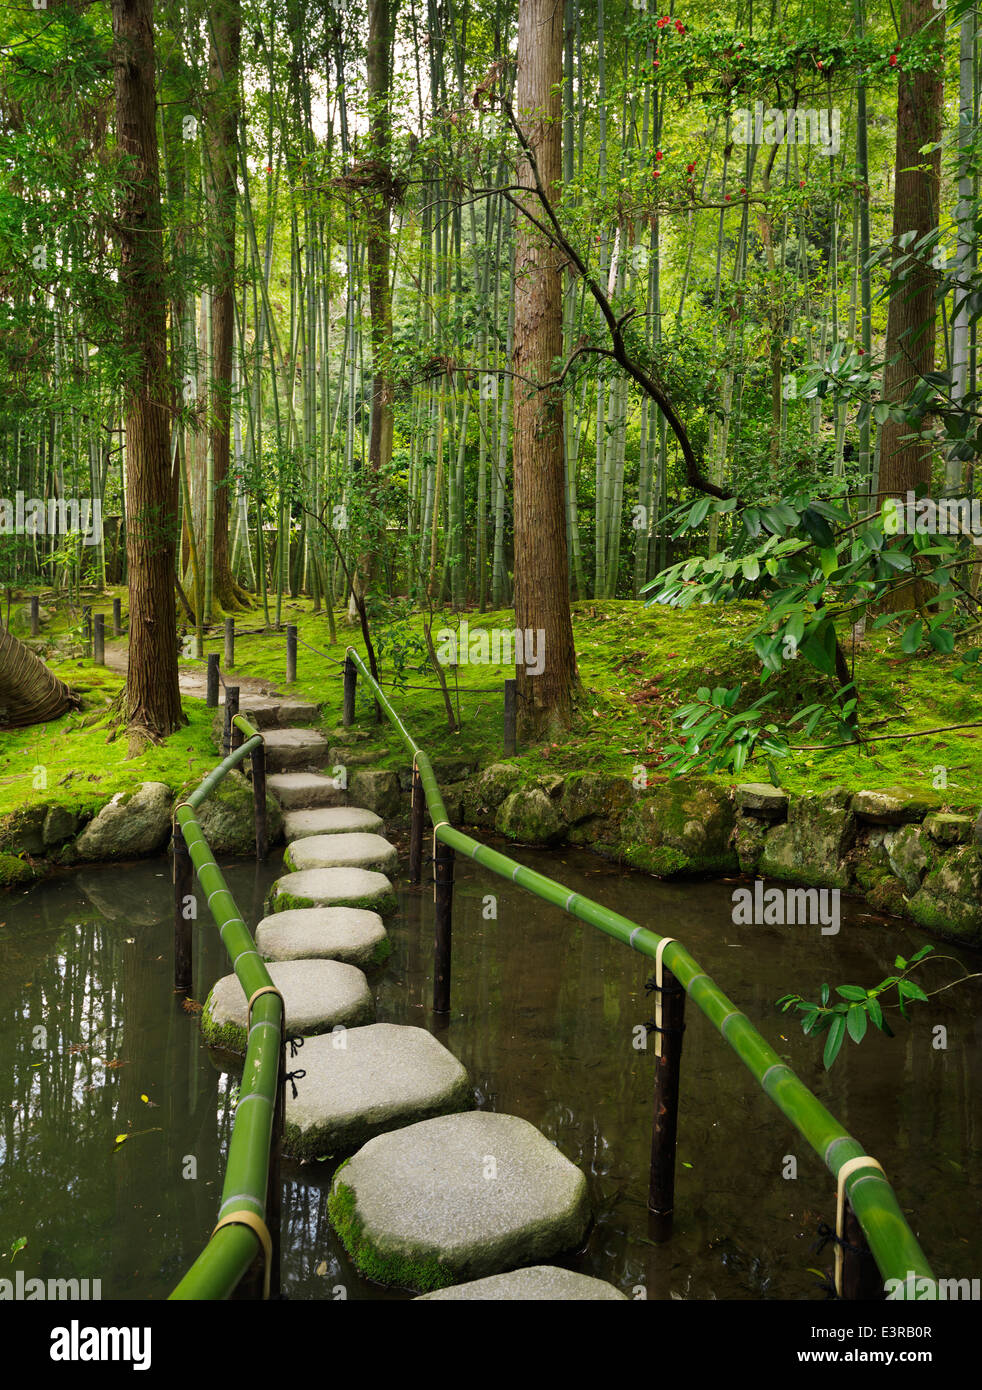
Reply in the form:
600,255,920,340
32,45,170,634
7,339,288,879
0,0,980,1343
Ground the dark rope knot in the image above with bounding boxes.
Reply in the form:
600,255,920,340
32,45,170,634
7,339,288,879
284,1069,306,1099
286,1035,304,1059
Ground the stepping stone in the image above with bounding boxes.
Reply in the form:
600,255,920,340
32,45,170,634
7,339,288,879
237,701,281,730
275,701,321,726
414,1267,628,1301
256,907,391,968
284,832,398,875
328,1111,590,1292
267,773,344,810
283,806,382,840
262,728,329,773
267,867,397,916
201,959,375,1052
285,1024,472,1159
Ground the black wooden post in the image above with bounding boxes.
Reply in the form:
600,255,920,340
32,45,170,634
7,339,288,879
82,605,92,656
112,596,122,636
266,1041,285,1301
343,654,357,727
224,686,240,756
648,967,686,1235
503,678,517,756
433,836,455,1015
841,1200,883,1300
224,617,235,670
173,824,193,994
93,613,105,666
251,738,268,861
286,625,297,683
206,652,220,707
29,595,39,637
409,765,424,885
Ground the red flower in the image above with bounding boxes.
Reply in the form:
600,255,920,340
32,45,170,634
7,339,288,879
653,170,661,177
725,193,731,201
674,18,685,33
889,53,898,66
656,150,663,160
858,348,865,356
817,60,823,70
653,59,660,68
686,163,695,173
799,179,805,188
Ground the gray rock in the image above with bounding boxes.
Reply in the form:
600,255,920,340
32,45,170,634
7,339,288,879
285,1024,472,1158
74,782,173,860
201,959,374,1051
0,804,47,855
758,790,855,889
282,806,382,840
414,1267,628,1301
884,824,931,895
284,831,398,875
268,866,398,915
924,813,973,847
274,702,321,725
267,773,344,809
851,789,933,825
261,728,329,773
256,906,390,968
734,783,789,817
328,746,382,768
42,805,79,849
909,848,982,945
328,1110,591,1292
495,787,567,845
347,769,403,819
733,815,768,873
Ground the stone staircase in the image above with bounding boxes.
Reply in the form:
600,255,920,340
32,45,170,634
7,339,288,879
199,710,625,1300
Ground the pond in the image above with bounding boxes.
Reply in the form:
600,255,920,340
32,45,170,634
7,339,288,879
1,842,979,1300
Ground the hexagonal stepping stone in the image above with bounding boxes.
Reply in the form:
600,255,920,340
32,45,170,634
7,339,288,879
328,1111,590,1292
267,773,344,810
267,867,397,916
285,1024,472,1159
283,806,383,840
414,1267,627,1300
284,832,398,875
256,906,391,968
200,959,374,1052
262,728,329,772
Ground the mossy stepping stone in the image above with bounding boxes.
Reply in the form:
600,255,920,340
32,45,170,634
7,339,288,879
262,728,329,773
284,1024,472,1159
201,960,374,1052
284,832,398,875
283,806,383,840
414,1267,628,1300
256,907,391,968
268,867,397,916
267,773,344,809
328,1111,591,1292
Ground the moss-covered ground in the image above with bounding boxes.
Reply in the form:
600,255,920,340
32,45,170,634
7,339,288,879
4,587,981,827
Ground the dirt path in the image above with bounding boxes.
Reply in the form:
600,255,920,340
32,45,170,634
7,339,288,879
102,640,282,702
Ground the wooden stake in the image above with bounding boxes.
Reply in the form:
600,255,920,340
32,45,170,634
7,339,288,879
206,652,220,707
30,596,39,637
224,685,240,755
409,765,424,884
173,824,193,994
343,654,356,727
225,616,235,669
648,966,686,1234
251,739,268,861
112,596,122,636
93,613,105,666
286,624,297,683
433,836,455,1014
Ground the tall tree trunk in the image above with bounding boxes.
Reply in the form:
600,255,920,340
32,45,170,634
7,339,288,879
512,0,578,736
111,0,185,748
206,0,249,612
878,0,944,615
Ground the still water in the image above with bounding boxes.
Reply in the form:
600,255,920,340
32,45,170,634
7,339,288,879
1,841,980,1300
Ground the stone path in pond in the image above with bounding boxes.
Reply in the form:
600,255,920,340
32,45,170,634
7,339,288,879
198,711,624,1300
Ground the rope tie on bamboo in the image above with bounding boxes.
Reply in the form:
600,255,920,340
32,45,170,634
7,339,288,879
211,1211,273,1300
834,1155,885,1296
651,937,677,1058
246,984,285,1034
432,821,450,902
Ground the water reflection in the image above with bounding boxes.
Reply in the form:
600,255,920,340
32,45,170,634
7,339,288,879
0,845,979,1300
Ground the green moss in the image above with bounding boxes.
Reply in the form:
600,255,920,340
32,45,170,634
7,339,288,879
0,852,37,889
327,1180,456,1292
369,934,394,967
269,887,398,916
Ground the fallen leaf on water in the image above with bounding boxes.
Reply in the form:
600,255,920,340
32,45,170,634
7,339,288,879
316,1261,327,1277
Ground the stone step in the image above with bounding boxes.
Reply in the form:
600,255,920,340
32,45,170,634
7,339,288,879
327,1111,591,1293
200,959,375,1053
261,728,330,773
256,906,391,969
267,867,397,916
283,806,382,840
236,699,322,729
414,1267,627,1301
267,773,345,810
284,832,398,876
284,1024,472,1159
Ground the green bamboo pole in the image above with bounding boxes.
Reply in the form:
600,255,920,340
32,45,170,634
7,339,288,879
342,647,935,1293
